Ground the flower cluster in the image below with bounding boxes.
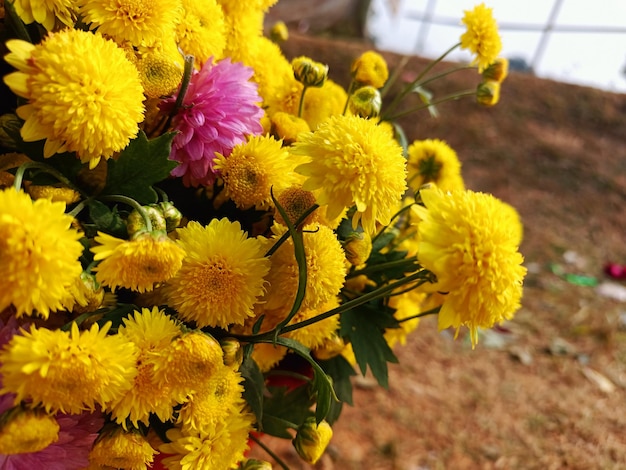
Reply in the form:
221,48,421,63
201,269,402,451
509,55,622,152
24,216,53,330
0,1,524,469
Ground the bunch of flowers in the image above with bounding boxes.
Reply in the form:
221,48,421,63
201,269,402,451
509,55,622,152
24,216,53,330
0,1,524,469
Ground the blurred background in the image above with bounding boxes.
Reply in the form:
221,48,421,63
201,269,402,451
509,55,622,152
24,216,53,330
266,0,626,93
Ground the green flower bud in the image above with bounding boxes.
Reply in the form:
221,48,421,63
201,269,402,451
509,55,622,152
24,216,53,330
127,205,167,237
476,80,501,107
157,201,183,231
348,85,382,118
220,337,243,368
291,56,328,88
482,58,509,83
343,230,372,266
270,21,289,43
239,458,273,470
292,417,333,465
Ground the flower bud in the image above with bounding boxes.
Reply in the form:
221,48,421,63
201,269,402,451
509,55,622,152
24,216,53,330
157,201,183,231
482,58,509,83
26,185,81,204
476,80,500,107
348,86,382,118
351,50,389,89
292,417,333,465
274,186,318,227
313,333,346,360
239,458,273,470
292,56,328,88
270,21,289,43
0,408,60,455
127,205,167,237
220,337,243,368
343,230,372,266
270,111,310,145
0,114,22,150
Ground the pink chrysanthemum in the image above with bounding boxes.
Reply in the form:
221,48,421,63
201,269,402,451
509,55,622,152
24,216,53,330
163,58,264,187
0,411,104,470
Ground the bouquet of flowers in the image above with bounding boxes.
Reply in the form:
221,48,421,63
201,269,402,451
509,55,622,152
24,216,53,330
0,0,525,468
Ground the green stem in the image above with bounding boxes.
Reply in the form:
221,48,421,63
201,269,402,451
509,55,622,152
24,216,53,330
298,85,309,118
348,256,420,279
380,55,410,99
99,195,152,232
164,54,195,131
264,204,319,258
382,42,461,120
280,271,430,335
416,64,477,89
370,203,415,246
384,89,476,121
68,199,88,218
13,161,82,194
341,79,357,115
155,186,169,203
248,433,291,470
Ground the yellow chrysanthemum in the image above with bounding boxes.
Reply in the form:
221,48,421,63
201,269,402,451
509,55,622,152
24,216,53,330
292,115,407,234
78,0,181,47
233,36,294,113
25,184,81,204
214,135,299,210
153,332,224,400
460,3,503,73
160,412,254,470
415,187,526,346
406,139,465,192
91,231,185,293
270,111,310,145
385,288,427,349
351,50,389,89
175,0,226,66
0,409,60,454
217,0,276,16
110,307,182,428
300,80,348,130
177,364,245,435
3,31,145,167
166,219,270,328
264,223,347,312
0,189,83,318
10,0,75,30
60,272,105,314
89,429,156,470
251,342,288,373
0,322,138,413
133,46,184,98
273,186,318,227
285,297,341,350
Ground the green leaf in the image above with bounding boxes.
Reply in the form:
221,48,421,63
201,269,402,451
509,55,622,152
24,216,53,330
261,385,313,438
319,355,356,406
318,355,356,425
340,302,398,388
102,131,176,204
411,85,439,118
240,357,265,425
273,337,337,423
96,303,137,330
391,121,409,157
87,200,127,237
